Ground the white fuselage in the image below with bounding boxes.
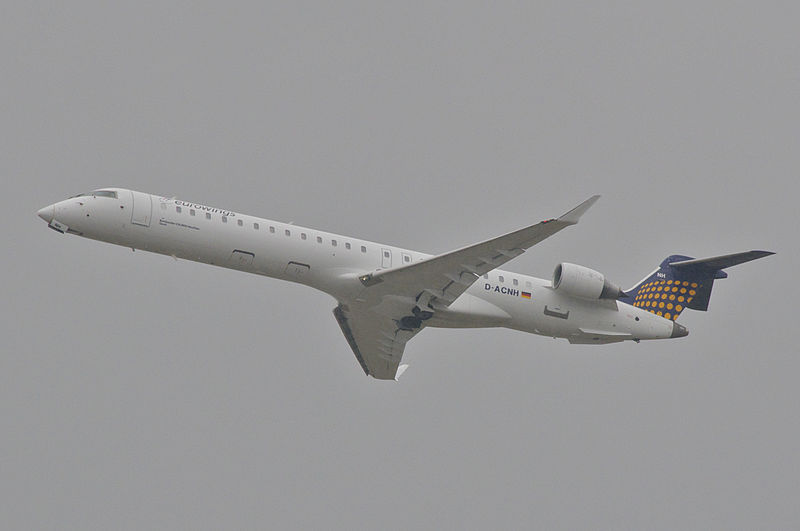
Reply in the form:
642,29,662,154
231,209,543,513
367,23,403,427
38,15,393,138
38,188,676,343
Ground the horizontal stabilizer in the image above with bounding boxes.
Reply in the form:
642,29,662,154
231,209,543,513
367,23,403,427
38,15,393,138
669,250,774,271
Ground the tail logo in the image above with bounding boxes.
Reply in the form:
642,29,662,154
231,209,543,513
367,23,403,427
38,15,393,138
632,279,699,321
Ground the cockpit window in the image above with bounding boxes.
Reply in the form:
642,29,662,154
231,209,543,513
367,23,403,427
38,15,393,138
93,190,117,198
70,190,118,199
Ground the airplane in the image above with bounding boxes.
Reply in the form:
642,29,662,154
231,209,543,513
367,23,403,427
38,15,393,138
37,188,773,380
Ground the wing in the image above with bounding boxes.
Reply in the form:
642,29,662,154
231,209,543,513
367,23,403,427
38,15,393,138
333,304,415,380
334,196,600,380
357,195,600,310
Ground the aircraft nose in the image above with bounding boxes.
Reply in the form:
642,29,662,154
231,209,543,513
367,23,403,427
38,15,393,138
37,205,54,222
671,322,689,338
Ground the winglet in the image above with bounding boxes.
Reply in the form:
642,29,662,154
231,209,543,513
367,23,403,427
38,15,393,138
558,195,601,225
394,364,409,381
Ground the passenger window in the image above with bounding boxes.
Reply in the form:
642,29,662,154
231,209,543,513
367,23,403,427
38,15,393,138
404,255,411,263
285,229,291,236
345,242,351,250
206,213,211,220
332,240,337,247
237,219,243,226
499,275,504,283
190,209,195,216
301,233,307,240
513,279,518,286
270,226,275,233
254,223,259,230
222,216,227,223
317,236,323,243
176,206,182,213
361,245,367,253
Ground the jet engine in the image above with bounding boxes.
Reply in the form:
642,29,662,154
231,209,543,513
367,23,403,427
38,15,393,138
552,263,626,300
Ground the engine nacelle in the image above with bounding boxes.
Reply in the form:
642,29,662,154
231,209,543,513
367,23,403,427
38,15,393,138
552,263,625,300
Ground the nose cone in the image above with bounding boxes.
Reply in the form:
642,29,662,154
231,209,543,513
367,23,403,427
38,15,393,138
671,321,689,338
37,205,54,222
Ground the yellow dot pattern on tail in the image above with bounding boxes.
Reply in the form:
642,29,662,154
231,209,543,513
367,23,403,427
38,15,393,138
632,280,697,320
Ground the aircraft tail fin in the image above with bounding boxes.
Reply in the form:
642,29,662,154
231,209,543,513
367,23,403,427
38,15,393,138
619,251,774,321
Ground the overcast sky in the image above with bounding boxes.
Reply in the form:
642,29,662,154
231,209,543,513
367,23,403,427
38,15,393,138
2,2,798,529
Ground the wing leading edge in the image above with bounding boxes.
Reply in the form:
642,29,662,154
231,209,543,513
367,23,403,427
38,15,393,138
357,195,600,310
335,195,600,379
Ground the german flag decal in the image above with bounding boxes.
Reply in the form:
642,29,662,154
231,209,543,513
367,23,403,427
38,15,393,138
521,291,532,299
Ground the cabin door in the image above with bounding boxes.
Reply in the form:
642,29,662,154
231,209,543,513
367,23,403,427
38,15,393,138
130,191,152,227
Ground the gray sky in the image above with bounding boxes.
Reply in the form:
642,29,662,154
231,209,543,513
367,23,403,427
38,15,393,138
2,2,798,529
